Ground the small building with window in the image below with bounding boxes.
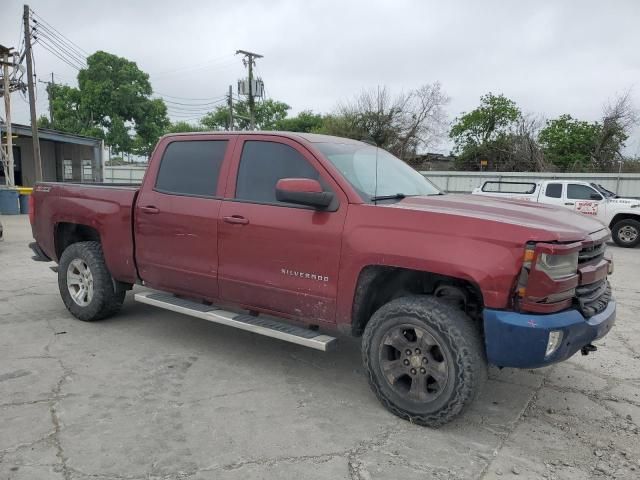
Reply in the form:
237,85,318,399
0,122,104,187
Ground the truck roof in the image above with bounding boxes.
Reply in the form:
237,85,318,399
161,131,366,145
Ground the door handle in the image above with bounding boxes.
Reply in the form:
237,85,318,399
140,205,160,214
223,215,249,225
564,202,575,206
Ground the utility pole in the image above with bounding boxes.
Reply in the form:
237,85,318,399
227,84,233,131
1,46,15,186
236,50,263,130
24,4,43,183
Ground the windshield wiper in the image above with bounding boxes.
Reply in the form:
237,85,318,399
371,193,406,202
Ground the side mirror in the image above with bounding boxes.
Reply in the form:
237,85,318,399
275,178,334,209
590,193,603,200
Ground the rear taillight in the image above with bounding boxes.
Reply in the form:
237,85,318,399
28,195,35,225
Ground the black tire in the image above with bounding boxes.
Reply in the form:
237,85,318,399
58,241,125,321
612,219,640,248
362,295,486,427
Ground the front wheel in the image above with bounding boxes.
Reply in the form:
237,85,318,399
612,219,640,248
58,241,125,321
362,295,486,427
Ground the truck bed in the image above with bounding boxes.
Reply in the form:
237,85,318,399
31,182,140,284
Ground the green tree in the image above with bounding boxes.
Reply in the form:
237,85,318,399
36,115,51,129
275,110,324,132
450,93,522,170
165,121,206,134
45,51,168,157
201,98,290,131
538,115,601,171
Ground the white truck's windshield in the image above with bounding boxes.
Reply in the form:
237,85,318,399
591,183,617,198
316,142,441,201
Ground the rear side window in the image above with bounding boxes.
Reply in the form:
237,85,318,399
545,183,562,198
567,184,600,200
155,140,227,197
236,141,319,204
481,181,536,194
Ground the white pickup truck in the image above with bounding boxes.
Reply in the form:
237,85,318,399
472,180,640,247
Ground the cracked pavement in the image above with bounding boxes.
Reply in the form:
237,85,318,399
1,214,639,479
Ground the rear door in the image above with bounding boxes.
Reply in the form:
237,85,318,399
565,183,604,219
539,182,566,207
217,136,348,324
134,136,234,299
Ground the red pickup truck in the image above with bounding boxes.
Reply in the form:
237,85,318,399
29,132,615,426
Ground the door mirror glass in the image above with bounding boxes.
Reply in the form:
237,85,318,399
590,193,603,200
275,178,334,209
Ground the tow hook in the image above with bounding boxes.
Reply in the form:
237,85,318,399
581,344,597,356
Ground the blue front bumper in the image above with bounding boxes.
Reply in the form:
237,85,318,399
483,299,616,368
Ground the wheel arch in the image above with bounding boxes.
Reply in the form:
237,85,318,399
349,265,485,337
609,212,640,229
54,222,101,260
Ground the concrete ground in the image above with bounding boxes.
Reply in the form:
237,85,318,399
1,214,639,480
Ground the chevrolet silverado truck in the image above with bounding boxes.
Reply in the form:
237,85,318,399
472,179,640,248
29,132,616,427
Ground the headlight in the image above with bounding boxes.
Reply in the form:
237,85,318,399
535,252,578,279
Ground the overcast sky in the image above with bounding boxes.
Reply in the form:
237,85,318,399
1,0,639,154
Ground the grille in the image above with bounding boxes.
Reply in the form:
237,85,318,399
578,242,605,265
576,280,611,318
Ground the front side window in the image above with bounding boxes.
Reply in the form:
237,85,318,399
545,183,562,198
236,141,319,204
155,140,227,197
567,184,601,200
315,142,440,201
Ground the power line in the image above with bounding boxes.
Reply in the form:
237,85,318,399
32,25,87,67
34,35,86,70
30,19,86,61
159,97,227,107
30,9,89,56
154,92,228,101
33,39,82,71
149,54,237,78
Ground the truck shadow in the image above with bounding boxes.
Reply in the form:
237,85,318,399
96,293,547,435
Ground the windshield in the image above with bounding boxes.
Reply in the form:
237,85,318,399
590,183,617,198
315,142,441,201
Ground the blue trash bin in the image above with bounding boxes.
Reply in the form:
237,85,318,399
0,189,20,215
19,194,30,214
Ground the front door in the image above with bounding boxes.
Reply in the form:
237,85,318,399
565,183,605,220
218,136,347,324
135,137,233,300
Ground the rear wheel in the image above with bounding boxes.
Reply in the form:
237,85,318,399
362,295,486,427
58,241,125,321
612,219,640,248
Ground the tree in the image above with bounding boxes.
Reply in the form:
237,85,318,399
165,121,206,134
539,92,638,172
318,83,449,161
44,51,169,157
593,91,638,170
450,93,523,170
275,110,324,132
201,98,290,131
538,115,600,171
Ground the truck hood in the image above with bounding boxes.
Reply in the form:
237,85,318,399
607,197,640,209
389,194,606,242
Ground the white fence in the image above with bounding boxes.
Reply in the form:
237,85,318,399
421,171,640,198
104,165,147,184
104,164,640,198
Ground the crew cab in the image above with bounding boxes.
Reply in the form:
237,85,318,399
29,132,616,427
472,179,640,247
